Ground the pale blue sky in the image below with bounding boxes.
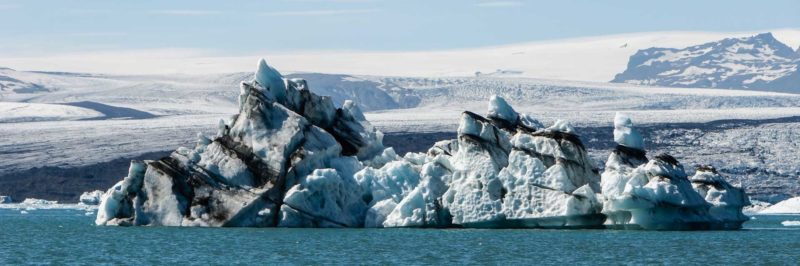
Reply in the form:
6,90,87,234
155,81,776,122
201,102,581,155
0,0,798,56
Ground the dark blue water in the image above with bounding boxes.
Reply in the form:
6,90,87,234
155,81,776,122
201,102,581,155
1,209,799,265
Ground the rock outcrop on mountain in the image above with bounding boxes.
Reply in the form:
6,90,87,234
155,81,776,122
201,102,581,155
96,59,748,229
613,33,800,93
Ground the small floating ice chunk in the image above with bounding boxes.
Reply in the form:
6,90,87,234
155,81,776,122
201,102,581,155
22,198,57,205
781,220,800,226
760,196,800,214
0,195,12,204
743,200,771,214
96,161,147,226
79,190,104,205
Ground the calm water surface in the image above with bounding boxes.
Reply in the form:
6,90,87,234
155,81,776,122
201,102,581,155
1,209,798,265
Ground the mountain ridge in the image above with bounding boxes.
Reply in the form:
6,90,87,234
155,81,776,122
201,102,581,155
613,32,800,93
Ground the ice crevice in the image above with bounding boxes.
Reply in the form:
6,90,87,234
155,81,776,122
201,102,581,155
95,59,750,230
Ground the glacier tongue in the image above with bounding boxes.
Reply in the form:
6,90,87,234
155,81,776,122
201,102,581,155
95,60,748,230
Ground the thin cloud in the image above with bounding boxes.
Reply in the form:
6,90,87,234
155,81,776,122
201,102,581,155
282,0,380,2
65,8,112,15
261,8,380,17
149,10,222,16
0,4,20,10
69,32,128,37
475,1,524,8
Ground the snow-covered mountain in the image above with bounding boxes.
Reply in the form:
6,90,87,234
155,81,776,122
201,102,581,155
613,33,800,92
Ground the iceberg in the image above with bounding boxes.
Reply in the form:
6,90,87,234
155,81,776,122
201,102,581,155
96,59,386,227
0,195,12,204
95,58,747,230
22,198,58,205
760,197,800,214
0,197,97,211
601,114,748,230
79,190,105,205
743,200,771,214
363,96,604,228
782,220,800,226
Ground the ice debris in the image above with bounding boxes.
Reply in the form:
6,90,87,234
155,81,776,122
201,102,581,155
22,198,57,205
0,195,12,204
760,196,800,214
782,220,800,226
79,190,104,205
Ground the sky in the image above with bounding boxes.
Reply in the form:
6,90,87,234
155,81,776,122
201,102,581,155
1,0,799,55
0,0,798,75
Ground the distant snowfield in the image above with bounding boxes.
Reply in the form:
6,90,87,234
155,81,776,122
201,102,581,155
367,107,800,133
0,114,218,173
2,29,799,82
364,76,800,131
0,102,102,123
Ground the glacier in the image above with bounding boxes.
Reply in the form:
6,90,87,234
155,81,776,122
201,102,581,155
95,59,749,230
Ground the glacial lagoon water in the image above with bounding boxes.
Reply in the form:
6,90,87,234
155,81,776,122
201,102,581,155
1,209,799,265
